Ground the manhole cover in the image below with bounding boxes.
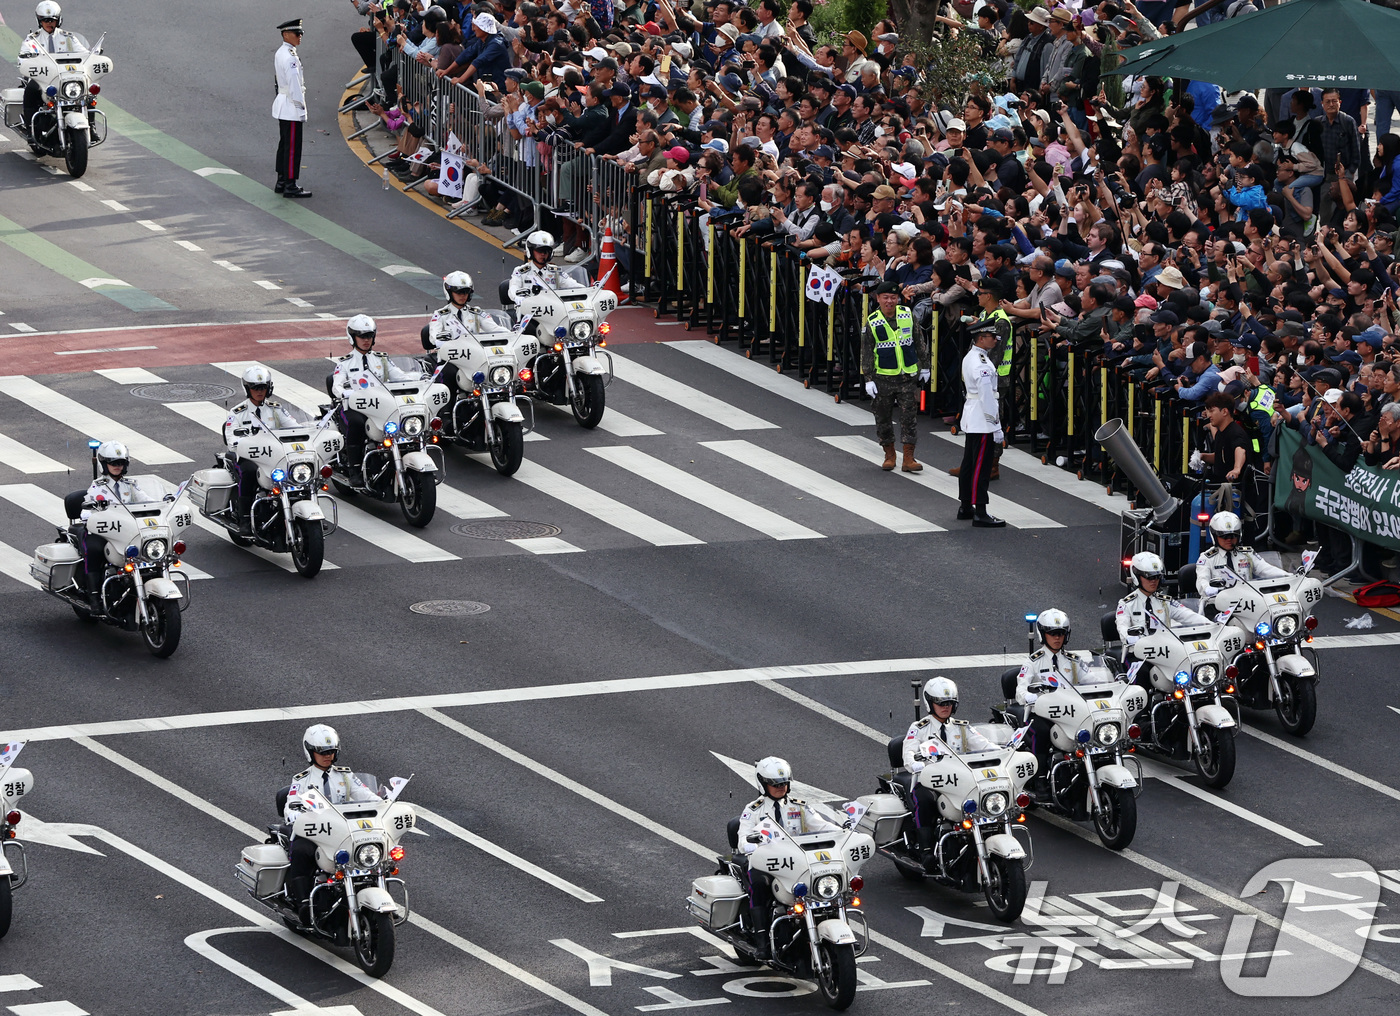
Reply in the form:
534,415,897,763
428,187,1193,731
130,382,238,402
409,600,491,616
451,520,561,540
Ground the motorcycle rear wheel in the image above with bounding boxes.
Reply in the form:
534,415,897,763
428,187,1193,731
1274,677,1317,737
983,856,1027,923
815,941,857,1011
353,910,395,977
141,597,182,658
65,129,88,178
290,517,324,578
1193,725,1236,788
570,373,606,428
1092,785,1137,850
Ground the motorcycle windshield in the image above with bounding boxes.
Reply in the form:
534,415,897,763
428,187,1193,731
558,265,591,290
266,404,315,429
122,474,175,506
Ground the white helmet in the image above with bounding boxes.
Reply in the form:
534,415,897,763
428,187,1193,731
241,365,274,398
97,440,129,474
302,723,340,763
526,230,556,260
1208,511,1242,542
35,1,61,28
755,756,792,797
1130,551,1165,587
922,676,958,715
347,314,377,348
1036,608,1070,645
443,270,474,301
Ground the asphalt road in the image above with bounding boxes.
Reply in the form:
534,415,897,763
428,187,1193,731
2,4,1400,1016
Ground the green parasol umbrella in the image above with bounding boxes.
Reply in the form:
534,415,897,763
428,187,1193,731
1108,0,1400,90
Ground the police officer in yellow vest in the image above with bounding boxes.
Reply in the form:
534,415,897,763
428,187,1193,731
862,281,929,472
949,278,1012,483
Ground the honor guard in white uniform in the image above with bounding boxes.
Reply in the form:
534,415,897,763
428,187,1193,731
273,19,311,197
20,3,85,129
957,318,1005,527
331,316,419,483
1116,552,1210,672
1195,512,1288,605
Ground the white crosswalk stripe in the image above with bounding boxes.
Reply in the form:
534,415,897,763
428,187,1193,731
608,352,777,431
667,340,870,426
0,483,214,580
0,432,65,474
0,375,192,465
0,539,41,589
586,445,822,541
817,436,1064,530
94,367,167,385
701,440,942,533
537,399,660,437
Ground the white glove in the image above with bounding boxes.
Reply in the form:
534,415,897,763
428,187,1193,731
918,369,930,383
865,380,878,399
908,760,925,774
993,428,1004,445
1189,449,1204,473
1023,691,1038,704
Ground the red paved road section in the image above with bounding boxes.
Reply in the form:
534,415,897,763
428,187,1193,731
4,307,680,374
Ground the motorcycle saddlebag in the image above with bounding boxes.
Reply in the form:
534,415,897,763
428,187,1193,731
855,793,909,845
235,843,289,898
189,467,237,514
30,542,81,591
686,874,746,930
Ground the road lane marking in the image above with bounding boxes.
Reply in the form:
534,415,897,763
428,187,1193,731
99,199,129,212
254,280,281,290
212,259,244,272
607,353,776,431
0,211,175,312
0,976,40,994
537,400,662,437
818,436,1063,530
0,375,190,464
0,540,40,589
703,440,941,533
1139,759,1321,846
173,240,203,252
8,323,36,333
1241,722,1400,804
666,340,870,425
508,536,584,554
587,446,822,541
135,219,165,232
286,297,314,308
186,929,365,1016
94,366,166,384
68,180,94,192
53,345,158,356
0,431,64,473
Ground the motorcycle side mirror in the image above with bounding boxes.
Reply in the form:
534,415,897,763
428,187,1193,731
92,32,106,54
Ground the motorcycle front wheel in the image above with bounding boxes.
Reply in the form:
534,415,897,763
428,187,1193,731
290,517,324,578
570,372,606,428
399,470,436,527
815,941,857,1011
1093,785,1138,850
353,910,395,977
0,875,12,938
65,129,88,178
489,419,524,476
1193,725,1236,788
142,597,182,658
983,856,1027,923
1275,677,1317,737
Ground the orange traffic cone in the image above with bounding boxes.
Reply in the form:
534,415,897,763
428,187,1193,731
596,225,628,305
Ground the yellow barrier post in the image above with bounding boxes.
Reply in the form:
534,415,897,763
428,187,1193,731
738,239,747,317
706,223,715,305
930,313,939,393
1030,335,1038,422
768,249,778,334
797,264,806,348
676,210,684,292
1127,379,1135,429
1100,367,1108,427
644,198,654,280
825,290,836,365
1182,415,1190,475
1067,352,1076,438
1153,398,1162,470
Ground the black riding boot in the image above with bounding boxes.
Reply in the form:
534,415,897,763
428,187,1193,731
287,876,314,926
85,567,104,612
237,493,255,537
751,904,773,961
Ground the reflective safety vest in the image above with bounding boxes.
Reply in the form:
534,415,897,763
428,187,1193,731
1246,384,1275,455
985,308,1014,377
870,306,918,375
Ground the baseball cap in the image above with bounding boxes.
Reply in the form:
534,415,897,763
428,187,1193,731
1150,309,1180,325
1134,293,1159,310
991,127,1014,143
703,138,730,154
946,118,967,132
872,184,898,200
813,145,836,160
472,12,498,34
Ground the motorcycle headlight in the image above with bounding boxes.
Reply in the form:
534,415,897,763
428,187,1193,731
355,843,383,868
401,415,424,437
814,874,841,900
1275,615,1298,638
63,80,82,99
981,792,1008,817
571,320,593,341
1095,723,1121,747
289,463,313,485
142,538,167,562
1193,663,1219,688
488,364,514,387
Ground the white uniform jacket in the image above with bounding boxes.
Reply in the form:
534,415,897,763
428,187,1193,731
1115,591,1210,647
507,262,564,304
736,794,843,853
1015,647,1098,703
959,346,1001,436
426,303,510,347
1195,545,1289,599
272,41,306,122
331,351,419,398
80,474,148,520
223,398,303,445
284,765,379,824
22,27,83,57
902,715,997,769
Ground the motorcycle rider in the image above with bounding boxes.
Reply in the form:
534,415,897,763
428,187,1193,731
20,2,85,132
735,756,843,960
1195,512,1288,609
224,366,301,537
1014,609,1088,777
899,678,997,869
77,440,141,610
505,230,565,310
330,315,420,484
1115,551,1210,677
421,270,509,407
282,724,381,927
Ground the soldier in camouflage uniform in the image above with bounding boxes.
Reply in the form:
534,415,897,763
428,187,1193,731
861,280,930,472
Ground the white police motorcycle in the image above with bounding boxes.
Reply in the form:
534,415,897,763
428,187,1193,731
237,775,414,977
0,741,36,939
4,28,111,176
511,264,616,429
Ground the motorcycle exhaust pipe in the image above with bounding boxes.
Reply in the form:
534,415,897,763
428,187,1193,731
1095,418,1179,526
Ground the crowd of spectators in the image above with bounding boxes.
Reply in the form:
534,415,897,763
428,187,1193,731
346,0,1400,581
